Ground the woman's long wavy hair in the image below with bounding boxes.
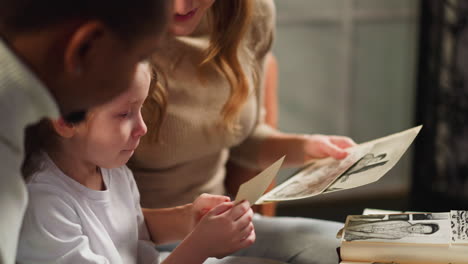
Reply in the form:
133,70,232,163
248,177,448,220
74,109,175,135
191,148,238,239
141,63,167,143
144,0,256,141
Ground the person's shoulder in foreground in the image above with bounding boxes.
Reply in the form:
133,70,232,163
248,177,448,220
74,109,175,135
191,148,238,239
0,0,169,263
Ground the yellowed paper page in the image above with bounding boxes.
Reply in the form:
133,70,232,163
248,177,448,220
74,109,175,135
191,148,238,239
234,156,285,205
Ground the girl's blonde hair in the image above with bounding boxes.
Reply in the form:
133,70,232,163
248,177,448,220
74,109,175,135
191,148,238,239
144,0,257,140
22,64,165,179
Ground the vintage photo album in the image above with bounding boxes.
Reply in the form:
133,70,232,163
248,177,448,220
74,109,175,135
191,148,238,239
337,210,468,263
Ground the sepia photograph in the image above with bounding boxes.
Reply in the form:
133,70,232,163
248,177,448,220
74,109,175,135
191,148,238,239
259,145,370,202
323,126,422,194
255,126,421,203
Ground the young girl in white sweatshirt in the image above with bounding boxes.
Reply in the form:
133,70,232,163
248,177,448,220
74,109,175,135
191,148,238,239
16,63,274,264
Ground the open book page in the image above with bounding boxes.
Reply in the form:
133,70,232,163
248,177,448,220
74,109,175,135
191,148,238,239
451,210,468,244
343,212,451,244
362,209,426,215
362,209,404,215
255,126,422,204
339,211,468,264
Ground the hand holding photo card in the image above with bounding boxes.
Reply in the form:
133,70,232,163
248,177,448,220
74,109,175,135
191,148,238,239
234,156,285,205
323,125,421,193
257,144,372,203
234,126,422,205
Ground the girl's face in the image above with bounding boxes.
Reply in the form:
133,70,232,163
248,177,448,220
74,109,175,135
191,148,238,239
73,64,150,168
170,0,215,36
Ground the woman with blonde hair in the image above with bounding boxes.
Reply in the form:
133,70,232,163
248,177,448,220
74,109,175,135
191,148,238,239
130,0,355,263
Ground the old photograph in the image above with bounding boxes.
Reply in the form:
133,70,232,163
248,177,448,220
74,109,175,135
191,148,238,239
324,152,389,193
259,145,370,202
343,212,451,244
323,126,422,194
255,126,422,204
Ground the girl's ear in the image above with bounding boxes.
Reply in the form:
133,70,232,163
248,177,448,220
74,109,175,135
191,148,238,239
51,118,76,138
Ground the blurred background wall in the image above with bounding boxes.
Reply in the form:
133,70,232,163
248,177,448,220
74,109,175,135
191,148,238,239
271,0,420,221
413,0,468,211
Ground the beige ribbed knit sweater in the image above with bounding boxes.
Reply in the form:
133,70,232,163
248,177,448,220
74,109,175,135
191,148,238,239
130,0,277,208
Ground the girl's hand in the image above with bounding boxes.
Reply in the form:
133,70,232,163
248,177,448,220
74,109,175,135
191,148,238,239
191,193,231,228
188,200,255,259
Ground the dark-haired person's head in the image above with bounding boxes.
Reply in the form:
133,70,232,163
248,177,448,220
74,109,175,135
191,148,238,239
0,0,170,119
408,223,439,235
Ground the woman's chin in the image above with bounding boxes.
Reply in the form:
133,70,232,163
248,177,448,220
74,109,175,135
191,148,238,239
170,23,197,36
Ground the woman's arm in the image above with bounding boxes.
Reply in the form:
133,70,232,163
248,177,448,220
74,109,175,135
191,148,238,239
142,205,192,245
263,52,279,128
225,52,279,215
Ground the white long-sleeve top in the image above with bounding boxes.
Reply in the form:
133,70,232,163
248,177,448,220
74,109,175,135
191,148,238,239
17,155,159,264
